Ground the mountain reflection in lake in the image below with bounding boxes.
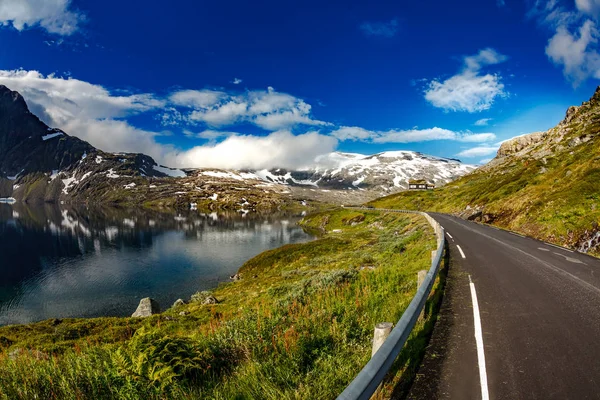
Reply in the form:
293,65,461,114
0,203,313,325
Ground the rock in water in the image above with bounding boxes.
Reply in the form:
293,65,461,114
131,297,160,317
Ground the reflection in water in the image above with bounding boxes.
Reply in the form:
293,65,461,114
0,203,313,325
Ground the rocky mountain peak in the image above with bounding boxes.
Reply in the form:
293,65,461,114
492,86,600,163
0,85,30,117
591,85,600,103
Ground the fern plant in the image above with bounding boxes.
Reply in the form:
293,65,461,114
112,327,211,392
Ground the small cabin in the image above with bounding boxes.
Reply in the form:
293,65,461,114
408,179,434,190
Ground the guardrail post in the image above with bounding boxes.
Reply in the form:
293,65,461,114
372,322,393,356
371,322,393,398
418,270,428,321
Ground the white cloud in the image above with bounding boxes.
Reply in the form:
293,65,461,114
166,86,330,130
576,0,600,16
359,19,399,37
169,90,226,109
0,69,169,159
457,133,497,142
331,126,496,144
330,126,374,141
424,48,508,112
232,78,242,85
184,129,237,141
456,146,499,158
0,0,83,35
546,19,600,84
474,118,493,126
463,48,508,70
531,0,600,85
164,131,337,170
479,158,492,164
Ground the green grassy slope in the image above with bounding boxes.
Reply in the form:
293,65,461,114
0,209,440,399
371,89,600,256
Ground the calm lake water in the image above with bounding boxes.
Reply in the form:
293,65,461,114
0,203,313,326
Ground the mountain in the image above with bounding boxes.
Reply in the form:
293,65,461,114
371,86,600,255
0,84,474,210
251,151,474,192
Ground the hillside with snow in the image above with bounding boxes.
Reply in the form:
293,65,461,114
244,151,475,194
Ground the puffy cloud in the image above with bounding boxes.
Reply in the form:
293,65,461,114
331,126,496,143
330,126,373,141
0,70,162,121
463,48,508,70
458,133,497,142
359,19,399,38
184,129,237,141
62,118,172,162
0,0,83,35
164,131,338,170
0,70,169,159
169,90,226,109
456,146,499,158
474,118,493,126
576,0,600,16
546,19,600,84
165,86,330,130
232,78,243,85
531,0,600,85
424,48,508,112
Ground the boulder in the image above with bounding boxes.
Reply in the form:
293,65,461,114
202,295,219,305
131,297,160,317
191,291,219,304
172,298,185,308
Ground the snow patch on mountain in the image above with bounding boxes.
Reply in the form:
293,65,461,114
42,132,64,141
153,164,186,178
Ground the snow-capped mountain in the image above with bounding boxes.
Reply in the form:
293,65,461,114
245,151,475,194
0,84,475,209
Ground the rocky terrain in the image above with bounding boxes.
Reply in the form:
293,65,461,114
372,86,600,255
0,84,474,211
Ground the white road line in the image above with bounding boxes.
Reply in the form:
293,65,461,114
456,245,466,259
509,231,526,238
446,232,453,239
469,275,490,400
545,242,574,253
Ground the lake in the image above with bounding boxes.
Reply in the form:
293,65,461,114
0,203,313,326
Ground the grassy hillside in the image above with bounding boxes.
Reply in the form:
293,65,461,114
0,209,441,399
370,89,600,256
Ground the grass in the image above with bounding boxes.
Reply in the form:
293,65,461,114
0,208,441,399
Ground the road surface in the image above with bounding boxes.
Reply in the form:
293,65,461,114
407,213,600,400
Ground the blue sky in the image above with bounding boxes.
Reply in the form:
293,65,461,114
0,0,599,169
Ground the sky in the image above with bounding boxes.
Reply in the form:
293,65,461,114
0,0,600,169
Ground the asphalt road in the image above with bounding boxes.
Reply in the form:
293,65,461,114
408,213,600,400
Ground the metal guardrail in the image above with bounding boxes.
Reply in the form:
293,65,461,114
337,207,445,400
